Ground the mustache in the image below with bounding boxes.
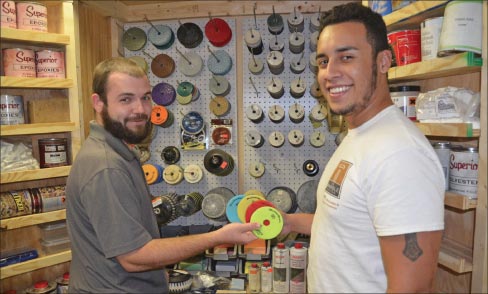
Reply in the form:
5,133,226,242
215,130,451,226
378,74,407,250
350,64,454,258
126,114,149,122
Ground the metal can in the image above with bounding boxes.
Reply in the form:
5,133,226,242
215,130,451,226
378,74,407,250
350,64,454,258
25,280,57,294
35,50,66,78
38,138,69,168
449,146,479,198
389,85,420,121
33,185,66,212
433,142,451,191
2,48,36,77
0,94,25,125
0,190,33,219
56,272,70,294
1,0,17,28
15,1,47,32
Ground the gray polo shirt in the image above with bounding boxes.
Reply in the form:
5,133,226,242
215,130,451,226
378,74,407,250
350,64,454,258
66,121,168,293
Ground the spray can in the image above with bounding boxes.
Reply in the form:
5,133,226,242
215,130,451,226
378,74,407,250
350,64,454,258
261,261,273,293
272,243,289,293
248,263,261,293
290,242,307,293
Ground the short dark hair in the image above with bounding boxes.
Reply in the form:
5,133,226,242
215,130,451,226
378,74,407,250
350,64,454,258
320,2,389,58
92,57,147,104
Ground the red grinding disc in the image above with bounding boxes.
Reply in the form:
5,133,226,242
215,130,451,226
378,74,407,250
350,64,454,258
205,18,232,47
245,199,275,223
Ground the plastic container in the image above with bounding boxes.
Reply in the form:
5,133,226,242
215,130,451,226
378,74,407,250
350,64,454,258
40,237,71,255
39,220,68,242
389,85,420,121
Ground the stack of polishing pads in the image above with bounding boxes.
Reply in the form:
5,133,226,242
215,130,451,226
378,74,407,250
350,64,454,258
225,193,283,240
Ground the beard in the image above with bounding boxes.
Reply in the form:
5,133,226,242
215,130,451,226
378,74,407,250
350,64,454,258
329,62,378,116
101,106,151,144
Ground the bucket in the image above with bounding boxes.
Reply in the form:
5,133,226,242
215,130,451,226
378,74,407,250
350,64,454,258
438,0,482,56
38,138,69,168
1,94,25,125
421,17,443,61
15,1,47,32
1,0,17,28
35,50,66,78
2,48,36,77
388,30,421,66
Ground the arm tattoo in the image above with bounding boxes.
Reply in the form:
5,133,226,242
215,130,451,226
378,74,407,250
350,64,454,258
403,233,423,261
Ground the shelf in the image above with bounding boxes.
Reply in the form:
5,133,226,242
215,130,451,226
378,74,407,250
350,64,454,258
0,76,74,89
388,52,482,83
0,122,75,136
0,209,66,231
444,191,477,211
0,250,71,279
415,122,480,138
438,238,473,274
0,27,70,45
1,166,71,184
384,1,448,31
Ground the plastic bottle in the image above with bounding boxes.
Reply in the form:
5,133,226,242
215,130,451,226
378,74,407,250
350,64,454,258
272,243,289,293
261,261,273,293
289,242,307,293
248,263,261,293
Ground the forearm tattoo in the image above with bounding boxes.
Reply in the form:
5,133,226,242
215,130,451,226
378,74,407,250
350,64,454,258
403,233,423,261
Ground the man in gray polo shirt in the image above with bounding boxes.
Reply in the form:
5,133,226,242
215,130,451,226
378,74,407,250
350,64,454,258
66,57,259,292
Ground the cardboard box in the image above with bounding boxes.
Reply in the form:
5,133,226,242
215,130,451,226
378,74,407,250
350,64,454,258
28,98,70,123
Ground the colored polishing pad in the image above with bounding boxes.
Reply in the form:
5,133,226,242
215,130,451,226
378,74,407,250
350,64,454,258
251,206,284,240
245,199,275,223
237,194,265,223
205,18,232,47
226,194,244,223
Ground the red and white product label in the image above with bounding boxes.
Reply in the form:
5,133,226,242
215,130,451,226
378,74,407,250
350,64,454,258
35,50,66,78
2,48,36,77
449,149,479,198
16,1,47,31
1,0,16,28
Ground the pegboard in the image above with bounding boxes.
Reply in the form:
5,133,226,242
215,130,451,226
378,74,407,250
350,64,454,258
241,13,337,209
123,18,238,225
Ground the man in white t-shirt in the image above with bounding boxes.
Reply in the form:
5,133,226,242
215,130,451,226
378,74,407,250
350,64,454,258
281,3,444,293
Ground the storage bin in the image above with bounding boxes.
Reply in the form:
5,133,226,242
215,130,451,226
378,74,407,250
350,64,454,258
39,220,68,242
40,237,71,255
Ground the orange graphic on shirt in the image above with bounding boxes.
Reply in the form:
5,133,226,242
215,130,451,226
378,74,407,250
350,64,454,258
326,160,352,199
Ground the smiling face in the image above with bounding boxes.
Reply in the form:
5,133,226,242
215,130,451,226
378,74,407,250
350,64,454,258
316,21,392,128
93,72,153,144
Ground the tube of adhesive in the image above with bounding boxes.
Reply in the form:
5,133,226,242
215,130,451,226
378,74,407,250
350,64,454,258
289,242,307,293
272,243,289,293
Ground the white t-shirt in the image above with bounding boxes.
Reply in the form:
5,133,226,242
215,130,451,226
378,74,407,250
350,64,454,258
308,106,445,293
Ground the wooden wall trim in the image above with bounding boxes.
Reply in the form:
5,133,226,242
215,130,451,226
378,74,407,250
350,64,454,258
79,0,358,22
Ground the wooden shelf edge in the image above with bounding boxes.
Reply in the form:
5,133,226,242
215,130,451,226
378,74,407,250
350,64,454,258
444,191,478,210
0,250,71,279
388,52,482,82
439,238,473,274
0,27,70,45
415,122,480,138
0,209,66,231
0,76,74,89
0,122,76,136
1,166,71,183
383,0,448,27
